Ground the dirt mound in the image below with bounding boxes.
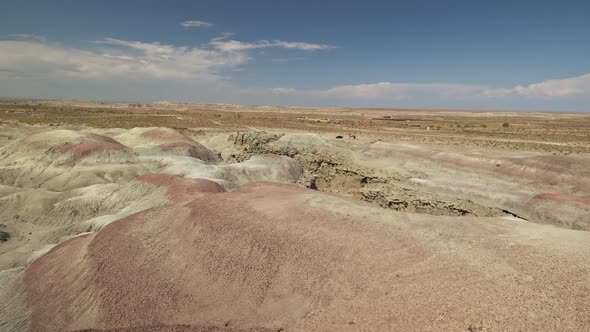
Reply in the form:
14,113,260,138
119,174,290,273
17,182,590,331
362,142,590,229
3,125,590,331
143,128,194,142
0,180,168,270
1,130,128,165
159,154,304,190
116,128,219,162
364,142,590,189
44,133,125,163
0,130,141,190
21,130,121,150
157,142,219,162
0,128,309,277
115,128,188,147
137,174,225,203
216,154,304,189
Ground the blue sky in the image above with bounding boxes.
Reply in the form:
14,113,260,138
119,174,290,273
1,0,590,111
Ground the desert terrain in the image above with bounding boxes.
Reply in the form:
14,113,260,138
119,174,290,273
0,99,589,331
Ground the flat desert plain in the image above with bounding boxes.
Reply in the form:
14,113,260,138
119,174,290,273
1,99,589,331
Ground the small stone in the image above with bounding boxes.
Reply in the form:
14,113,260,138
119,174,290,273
0,230,10,242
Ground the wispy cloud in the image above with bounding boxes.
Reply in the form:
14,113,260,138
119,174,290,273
180,20,214,28
2,32,588,108
309,82,486,99
10,34,46,42
485,73,590,98
251,82,488,100
271,57,307,63
267,87,298,95
0,33,333,83
0,37,246,81
212,32,235,41
252,73,590,101
210,39,335,52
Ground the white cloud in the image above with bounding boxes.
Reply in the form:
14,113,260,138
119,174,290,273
271,57,307,63
487,73,590,98
180,20,214,28
310,82,487,99
210,39,335,52
257,74,590,101
10,34,46,42
212,32,235,41
0,38,248,82
0,34,334,83
253,82,489,101
1,33,589,109
267,87,298,95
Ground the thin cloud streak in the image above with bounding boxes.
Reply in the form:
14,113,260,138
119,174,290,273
271,57,307,62
10,34,47,42
258,74,590,101
180,20,214,28
486,73,590,98
210,39,336,52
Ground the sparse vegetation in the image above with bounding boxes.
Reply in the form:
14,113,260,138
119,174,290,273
0,100,589,154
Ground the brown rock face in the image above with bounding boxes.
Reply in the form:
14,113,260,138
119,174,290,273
158,142,219,162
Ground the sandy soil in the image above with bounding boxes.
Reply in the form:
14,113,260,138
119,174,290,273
0,100,589,331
